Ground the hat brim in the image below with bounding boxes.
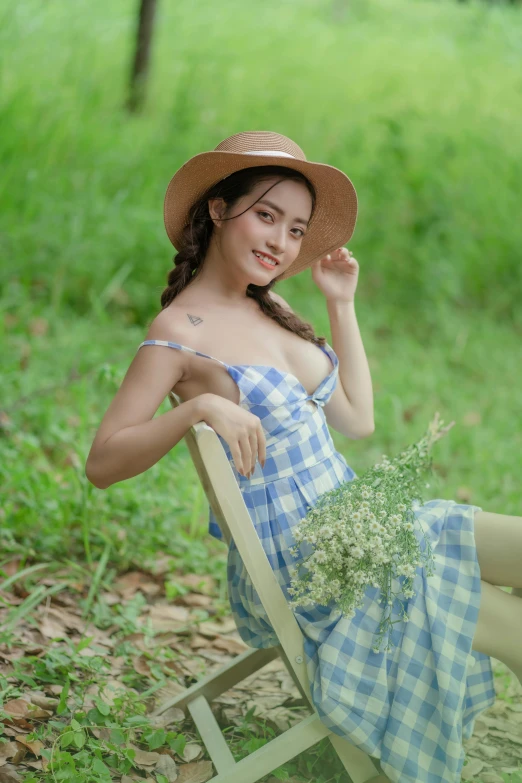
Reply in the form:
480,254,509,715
163,150,358,281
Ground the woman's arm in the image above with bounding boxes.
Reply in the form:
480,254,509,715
85,332,205,489
86,396,208,489
326,299,375,433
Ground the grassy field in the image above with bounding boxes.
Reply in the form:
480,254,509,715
1,0,522,780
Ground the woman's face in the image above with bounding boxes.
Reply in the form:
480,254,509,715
209,176,313,282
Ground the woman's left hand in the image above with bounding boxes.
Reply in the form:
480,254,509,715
311,246,359,303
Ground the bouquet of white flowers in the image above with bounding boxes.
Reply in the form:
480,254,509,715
287,412,455,654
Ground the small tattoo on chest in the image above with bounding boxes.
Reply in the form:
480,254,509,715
187,314,203,326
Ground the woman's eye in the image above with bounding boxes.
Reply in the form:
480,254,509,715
259,212,305,238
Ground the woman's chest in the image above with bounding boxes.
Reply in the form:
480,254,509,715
172,314,332,403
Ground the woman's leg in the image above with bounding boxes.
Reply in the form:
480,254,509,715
472,578,522,685
473,511,522,588
471,512,522,680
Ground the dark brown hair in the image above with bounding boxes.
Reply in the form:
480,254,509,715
160,165,327,347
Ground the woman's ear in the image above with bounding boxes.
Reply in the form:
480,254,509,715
208,197,227,229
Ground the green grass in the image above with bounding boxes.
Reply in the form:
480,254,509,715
1,0,522,779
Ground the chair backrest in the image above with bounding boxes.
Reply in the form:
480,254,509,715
168,391,312,698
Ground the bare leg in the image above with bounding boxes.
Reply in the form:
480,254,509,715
473,511,522,588
472,579,522,685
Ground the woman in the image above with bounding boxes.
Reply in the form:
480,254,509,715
86,131,522,783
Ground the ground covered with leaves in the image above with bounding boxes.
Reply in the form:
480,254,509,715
1,551,521,783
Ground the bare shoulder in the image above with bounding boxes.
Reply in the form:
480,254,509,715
144,304,205,350
145,305,187,340
269,290,294,313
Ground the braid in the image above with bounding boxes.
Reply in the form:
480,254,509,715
246,283,326,348
160,208,212,309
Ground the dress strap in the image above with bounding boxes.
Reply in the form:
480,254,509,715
137,339,230,369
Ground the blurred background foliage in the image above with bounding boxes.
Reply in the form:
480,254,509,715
1,0,521,565
2,0,521,328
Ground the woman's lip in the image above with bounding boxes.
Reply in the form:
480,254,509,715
252,251,279,267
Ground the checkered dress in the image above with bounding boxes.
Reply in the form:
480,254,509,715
138,339,496,783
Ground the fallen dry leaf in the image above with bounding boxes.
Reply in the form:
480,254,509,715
149,706,185,728
179,743,203,763
155,753,178,781
14,735,44,757
176,760,213,783
212,635,249,655
196,617,236,637
114,571,162,600
177,593,213,608
133,654,152,676
0,763,22,782
39,615,68,640
130,747,161,769
148,604,190,633
189,634,212,651
26,691,59,711
3,699,52,721
44,606,86,634
175,573,216,595
0,742,18,765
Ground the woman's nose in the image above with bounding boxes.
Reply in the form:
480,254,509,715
268,233,286,255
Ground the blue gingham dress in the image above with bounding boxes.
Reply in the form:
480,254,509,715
138,338,496,783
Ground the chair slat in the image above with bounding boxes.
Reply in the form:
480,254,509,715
208,713,330,783
187,695,236,773
153,646,280,715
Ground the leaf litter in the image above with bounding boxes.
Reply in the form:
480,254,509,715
0,557,521,782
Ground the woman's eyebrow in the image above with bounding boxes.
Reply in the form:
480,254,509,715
258,199,309,227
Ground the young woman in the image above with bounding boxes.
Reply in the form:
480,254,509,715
86,131,522,783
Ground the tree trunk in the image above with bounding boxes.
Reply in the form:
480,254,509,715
127,0,158,113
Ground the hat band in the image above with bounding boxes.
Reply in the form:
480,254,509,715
242,150,296,158
220,149,298,181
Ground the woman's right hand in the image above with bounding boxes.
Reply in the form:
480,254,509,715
197,394,267,478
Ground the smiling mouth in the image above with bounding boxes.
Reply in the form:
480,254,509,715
253,251,279,267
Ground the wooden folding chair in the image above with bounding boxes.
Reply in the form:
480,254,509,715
154,391,382,783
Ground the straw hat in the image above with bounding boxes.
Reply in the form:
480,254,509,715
163,130,358,281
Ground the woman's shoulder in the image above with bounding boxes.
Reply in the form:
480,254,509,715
269,291,294,313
